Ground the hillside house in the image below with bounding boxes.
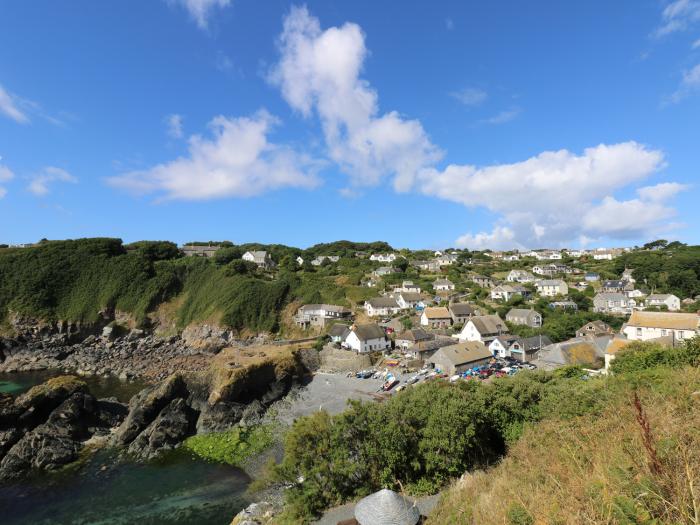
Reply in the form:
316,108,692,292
369,253,397,263
343,324,390,353
433,278,455,291
576,320,613,338
311,255,340,265
489,335,522,358
622,268,636,284
533,264,571,276
328,323,351,343
428,341,492,375
622,311,699,342
602,280,623,292
295,256,304,266
536,279,568,297
490,285,526,302
395,328,433,350
548,300,578,311
372,266,399,277
506,308,542,328
413,260,441,272
394,280,421,293
536,336,611,369
449,303,477,325
471,275,495,288
645,294,681,311
593,292,636,314
182,244,221,257
436,254,458,266
458,314,509,344
242,251,275,269
364,297,402,317
395,292,423,310
294,304,353,329
584,272,600,282
507,269,536,283
420,307,452,328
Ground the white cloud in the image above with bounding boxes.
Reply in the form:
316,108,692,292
451,87,488,107
637,181,688,201
0,84,29,124
655,0,700,36
269,6,442,192
582,196,678,239
166,114,184,138
0,163,14,198
456,226,516,250
666,63,700,103
479,107,521,125
692,37,700,48
28,166,77,196
169,0,231,29
418,142,681,248
109,111,321,201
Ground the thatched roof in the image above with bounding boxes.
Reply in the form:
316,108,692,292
354,489,420,525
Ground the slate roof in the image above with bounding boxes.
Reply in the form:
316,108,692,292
430,341,492,366
366,297,400,309
396,328,433,342
423,307,451,319
469,314,508,335
450,303,476,316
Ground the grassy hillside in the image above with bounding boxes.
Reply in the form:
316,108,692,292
270,338,700,523
0,238,377,333
428,365,700,524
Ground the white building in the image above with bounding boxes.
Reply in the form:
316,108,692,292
458,314,509,343
536,279,568,297
506,269,536,283
622,311,699,342
242,250,275,269
395,292,423,310
645,294,681,312
364,297,402,317
433,279,455,291
369,253,397,263
343,324,390,353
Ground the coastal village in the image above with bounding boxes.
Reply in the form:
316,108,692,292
182,242,700,386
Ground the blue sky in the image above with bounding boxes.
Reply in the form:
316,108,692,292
0,0,698,250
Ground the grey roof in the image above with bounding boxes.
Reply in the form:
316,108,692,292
430,341,492,366
577,320,612,334
603,280,624,287
367,297,400,308
538,336,611,366
328,324,351,337
396,328,432,342
594,292,629,302
433,278,454,286
398,292,423,302
354,489,420,525
519,335,553,351
506,308,540,321
299,304,351,314
450,303,476,316
538,279,566,287
352,324,387,341
469,314,508,335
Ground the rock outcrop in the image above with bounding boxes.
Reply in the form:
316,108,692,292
0,376,128,482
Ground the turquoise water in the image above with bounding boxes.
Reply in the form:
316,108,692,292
0,370,146,403
0,371,252,524
0,450,251,525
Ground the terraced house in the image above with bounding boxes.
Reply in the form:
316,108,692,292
622,311,700,342
294,304,352,329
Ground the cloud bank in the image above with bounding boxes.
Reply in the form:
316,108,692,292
169,0,231,29
109,111,321,200
267,7,686,249
28,166,78,196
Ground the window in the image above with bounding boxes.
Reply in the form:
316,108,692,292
661,329,667,336
636,328,642,337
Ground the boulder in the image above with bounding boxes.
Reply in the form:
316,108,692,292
126,398,196,460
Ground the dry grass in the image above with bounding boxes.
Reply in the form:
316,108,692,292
428,368,700,525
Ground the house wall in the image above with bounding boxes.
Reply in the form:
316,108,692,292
622,325,697,342
345,332,390,353
458,321,483,342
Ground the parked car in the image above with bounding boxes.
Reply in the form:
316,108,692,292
382,379,399,391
